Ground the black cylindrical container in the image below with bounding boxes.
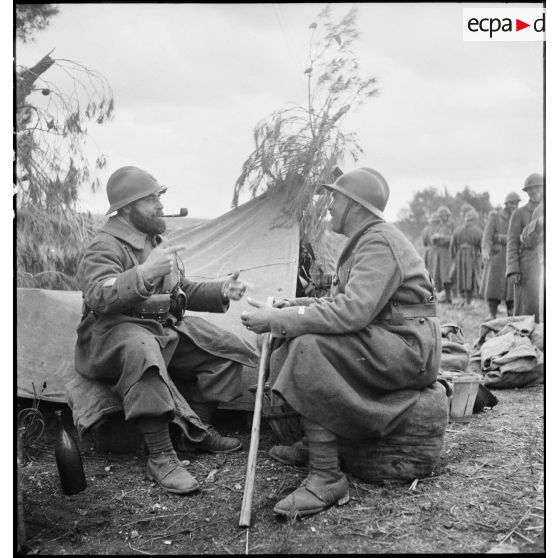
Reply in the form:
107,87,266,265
54,410,86,495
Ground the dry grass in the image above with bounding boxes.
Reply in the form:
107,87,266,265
18,298,544,554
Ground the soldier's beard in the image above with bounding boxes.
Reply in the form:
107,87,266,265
128,206,166,235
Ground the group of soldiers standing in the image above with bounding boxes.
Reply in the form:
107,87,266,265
422,173,544,323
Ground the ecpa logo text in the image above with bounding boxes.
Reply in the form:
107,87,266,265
467,14,544,38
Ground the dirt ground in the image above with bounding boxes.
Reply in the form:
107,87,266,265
17,299,545,555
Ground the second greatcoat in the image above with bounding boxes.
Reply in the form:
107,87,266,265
480,209,513,301
450,223,483,295
268,216,442,441
506,200,542,321
429,221,454,287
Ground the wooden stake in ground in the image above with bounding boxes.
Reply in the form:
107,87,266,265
239,297,275,528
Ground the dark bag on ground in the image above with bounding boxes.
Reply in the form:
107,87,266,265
338,381,449,482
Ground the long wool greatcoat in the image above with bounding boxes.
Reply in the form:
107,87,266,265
268,217,442,441
506,201,542,321
421,224,436,277
449,223,483,294
480,209,513,301
429,221,454,286
519,203,544,322
74,216,257,435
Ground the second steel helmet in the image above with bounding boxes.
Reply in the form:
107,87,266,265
522,173,544,192
319,167,390,219
105,166,167,215
465,209,479,222
504,192,521,204
437,205,451,216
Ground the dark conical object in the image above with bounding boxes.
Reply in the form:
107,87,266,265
54,410,86,495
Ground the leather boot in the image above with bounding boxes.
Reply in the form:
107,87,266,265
269,438,309,466
506,300,514,316
273,419,349,518
185,402,242,453
486,299,499,320
146,450,199,494
186,426,242,453
444,283,453,304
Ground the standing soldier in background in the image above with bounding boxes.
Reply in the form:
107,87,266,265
518,202,544,322
450,209,483,307
480,192,520,319
506,173,544,322
422,213,441,288
430,205,454,304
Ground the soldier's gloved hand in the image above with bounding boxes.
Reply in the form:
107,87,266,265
241,298,276,334
222,271,247,301
139,244,186,283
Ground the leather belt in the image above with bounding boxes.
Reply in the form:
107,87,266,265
375,300,437,324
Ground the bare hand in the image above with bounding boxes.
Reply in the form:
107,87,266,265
139,244,186,282
241,297,275,333
223,271,247,301
509,272,521,285
273,299,291,309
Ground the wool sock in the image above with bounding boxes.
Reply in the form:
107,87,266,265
136,416,173,455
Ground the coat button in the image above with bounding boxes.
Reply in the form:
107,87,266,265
419,318,425,324
281,330,287,335
419,368,425,374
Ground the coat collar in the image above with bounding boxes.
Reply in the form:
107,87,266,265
101,215,162,250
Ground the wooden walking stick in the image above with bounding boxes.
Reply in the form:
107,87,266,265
239,296,275,528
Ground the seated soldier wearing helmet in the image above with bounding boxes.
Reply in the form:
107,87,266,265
241,167,441,517
73,166,258,495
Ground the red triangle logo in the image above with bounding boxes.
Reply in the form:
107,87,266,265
516,19,530,31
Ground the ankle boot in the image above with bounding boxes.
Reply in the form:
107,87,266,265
186,402,242,453
269,438,309,466
146,449,199,494
273,419,349,518
487,299,499,320
444,283,453,304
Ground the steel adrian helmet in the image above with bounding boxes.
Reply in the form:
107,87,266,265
106,166,167,215
522,173,544,192
504,192,521,204
428,213,441,225
318,167,390,219
460,203,474,215
437,205,451,216
465,209,479,222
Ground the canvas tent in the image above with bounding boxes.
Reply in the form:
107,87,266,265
17,189,343,411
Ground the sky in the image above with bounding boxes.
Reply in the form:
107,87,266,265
14,2,545,222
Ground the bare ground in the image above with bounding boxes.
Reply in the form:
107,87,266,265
17,299,545,554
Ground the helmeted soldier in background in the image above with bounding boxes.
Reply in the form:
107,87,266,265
430,205,454,303
450,209,483,306
480,192,520,319
506,173,544,322
459,203,474,224
422,213,441,283
518,197,544,322
73,166,258,495
241,168,441,518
